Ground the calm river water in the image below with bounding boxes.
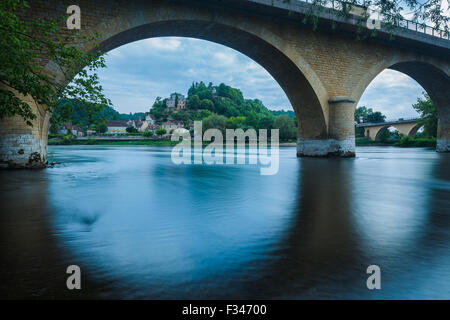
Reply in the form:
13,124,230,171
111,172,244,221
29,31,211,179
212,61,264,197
0,146,449,299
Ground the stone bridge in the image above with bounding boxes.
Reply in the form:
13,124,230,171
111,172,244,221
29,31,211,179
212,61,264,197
0,0,449,168
357,118,422,141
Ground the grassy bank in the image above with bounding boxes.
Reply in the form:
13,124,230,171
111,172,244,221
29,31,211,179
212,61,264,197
51,137,436,148
48,138,297,147
48,138,180,146
356,137,436,148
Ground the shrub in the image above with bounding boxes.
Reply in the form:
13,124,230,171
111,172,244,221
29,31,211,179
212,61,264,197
155,128,167,136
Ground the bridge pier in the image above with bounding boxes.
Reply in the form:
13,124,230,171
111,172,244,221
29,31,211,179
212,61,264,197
0,88,50,169
437,107,450,152
297,97,355,157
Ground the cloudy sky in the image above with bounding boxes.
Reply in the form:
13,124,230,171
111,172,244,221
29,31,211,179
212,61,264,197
96,37,424,120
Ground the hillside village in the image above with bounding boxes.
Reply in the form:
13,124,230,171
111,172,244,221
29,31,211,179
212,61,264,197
58,92,188,137
53,82,298,141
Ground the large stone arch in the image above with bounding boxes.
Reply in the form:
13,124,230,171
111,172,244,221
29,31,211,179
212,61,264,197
0,0,337,168
89,19,328,141
373,125,390,141
389,61,450,151
352,58,450,150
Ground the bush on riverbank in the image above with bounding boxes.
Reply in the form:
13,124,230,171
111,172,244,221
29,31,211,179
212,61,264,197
393,136,436,148
355,138,395,146
356,136,436,148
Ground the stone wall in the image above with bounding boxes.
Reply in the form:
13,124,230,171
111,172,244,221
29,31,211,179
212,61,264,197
0,85,50,168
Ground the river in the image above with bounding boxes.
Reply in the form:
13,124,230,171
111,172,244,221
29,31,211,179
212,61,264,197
0,146,449,299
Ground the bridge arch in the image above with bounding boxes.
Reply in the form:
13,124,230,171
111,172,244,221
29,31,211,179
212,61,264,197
85,19,328,141
407,123,424,137
372,123,423,141
353,59,450,150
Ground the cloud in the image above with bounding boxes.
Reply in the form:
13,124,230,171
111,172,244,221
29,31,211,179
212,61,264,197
358,69,424,120
368,69,421,89
95,37,292,113
213,52,236,65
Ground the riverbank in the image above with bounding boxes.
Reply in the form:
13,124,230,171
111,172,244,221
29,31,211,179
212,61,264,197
49,136,436,148
356,137,436,148
48,138,297,147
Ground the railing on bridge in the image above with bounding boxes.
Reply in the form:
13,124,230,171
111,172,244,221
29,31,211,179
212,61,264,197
287,0,450,40
356,117,419,127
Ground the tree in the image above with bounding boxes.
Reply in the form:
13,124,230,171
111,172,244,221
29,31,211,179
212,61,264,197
49,122,59,135
202,114,228,134
367,111,386,123
413,93,437,138
355,106,370,124
355,106,386,137
273,115,297,141
244,111,259,128
155,128,167,136
378,127,392,142
0,0,111,126
227,116,247,129
196,109,212,120
143,130,154,137
126,126,138,133
97,123,107,134
187,95,201,110
258,116,275,131
200,99,214,111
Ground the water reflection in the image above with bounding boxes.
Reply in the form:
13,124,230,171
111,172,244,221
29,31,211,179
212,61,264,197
0,146,448,299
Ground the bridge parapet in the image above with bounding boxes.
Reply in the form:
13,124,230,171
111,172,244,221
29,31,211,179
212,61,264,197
356,118,419,127
247,0,450,57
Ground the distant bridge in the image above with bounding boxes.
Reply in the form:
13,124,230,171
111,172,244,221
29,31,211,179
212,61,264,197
356,118,422,140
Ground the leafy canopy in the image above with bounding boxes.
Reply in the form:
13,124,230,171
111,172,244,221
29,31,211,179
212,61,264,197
0,0,110,126
286,0,449,38
412,92,437,138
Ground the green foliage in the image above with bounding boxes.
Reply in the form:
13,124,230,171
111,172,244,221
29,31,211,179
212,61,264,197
150,81,277,134
49,122,59,134
94,123,106,134
195,109,212,120
355,106,387,137
143,130,154,137
412,93,437,138
355,106,386,123
273,115,297,141
287,0,449,39
126,126,138,133
378,128,391,142
86,138,96,145
155,128,167,136
271,110,296,118
393,136,436,148
258,116,275,131
0,0,111,126
51,99,143,131
200,99,214,111
227,116,247,129
202,114,228,134
48,133,63,139
187,95,201,110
